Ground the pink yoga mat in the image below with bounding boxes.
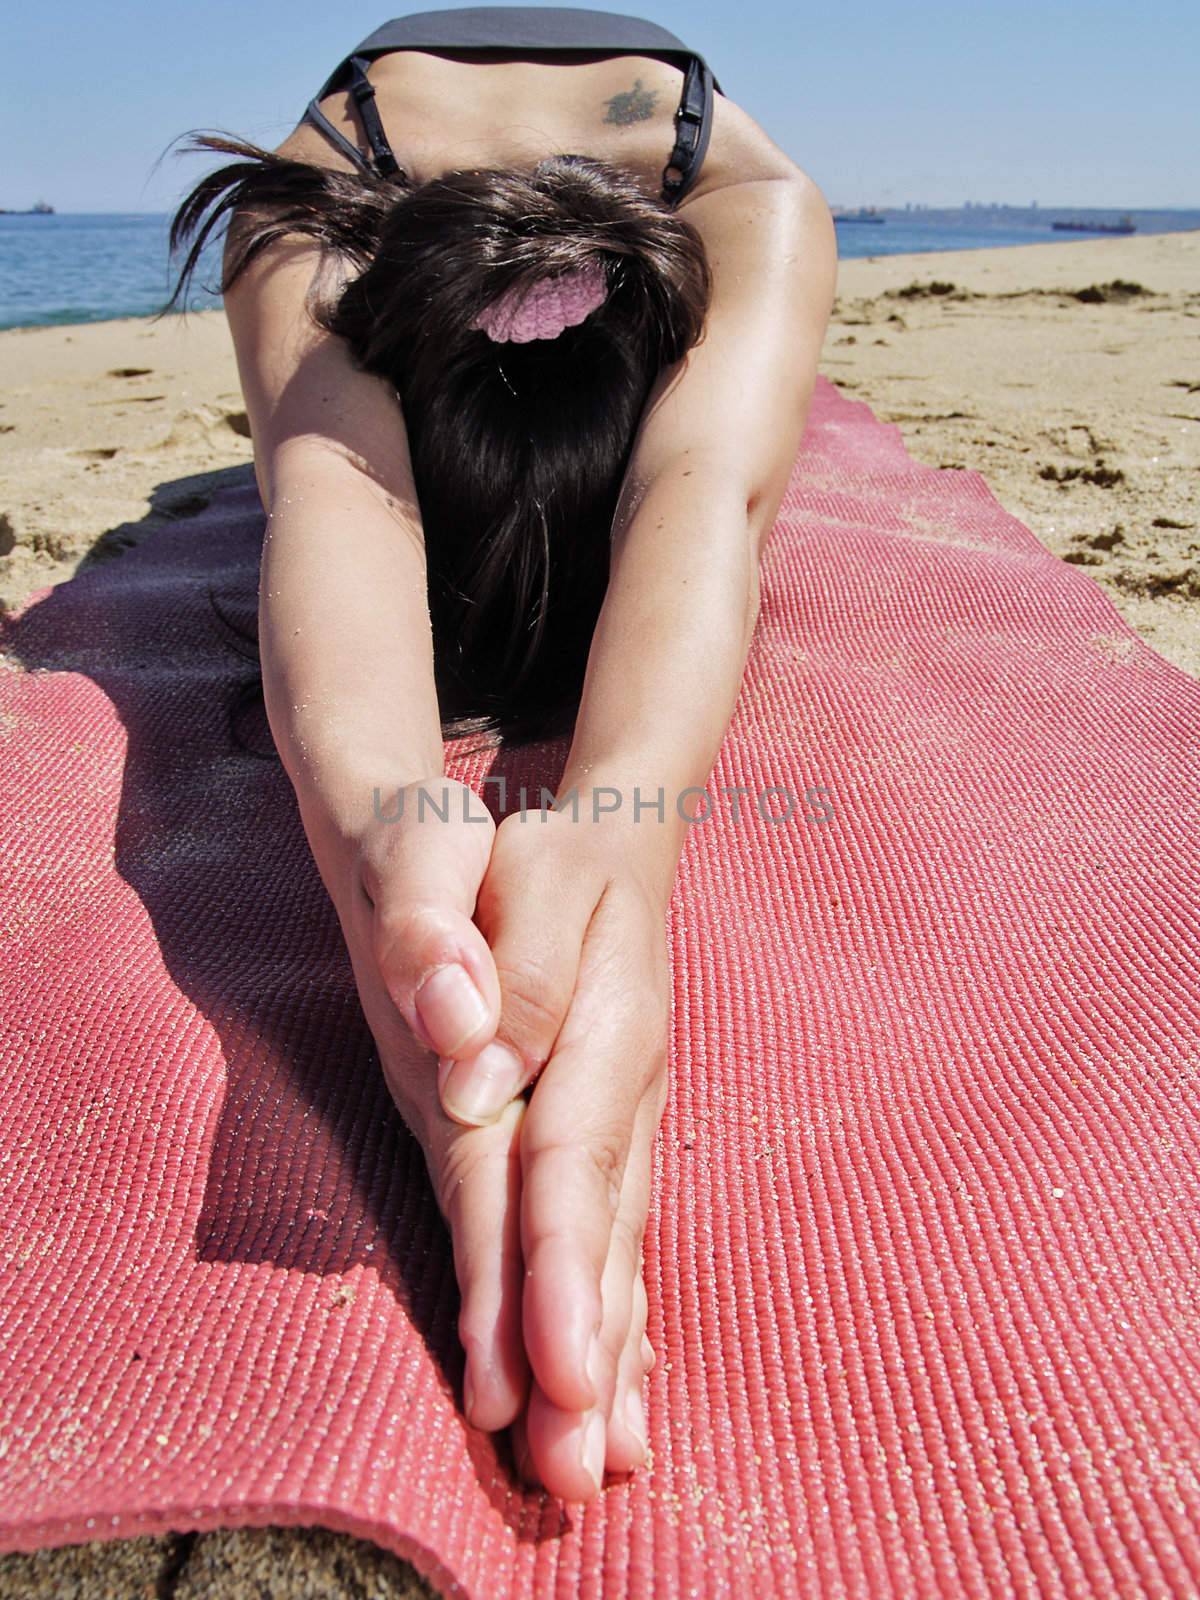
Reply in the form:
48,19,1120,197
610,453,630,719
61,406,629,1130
2,376,1199,1597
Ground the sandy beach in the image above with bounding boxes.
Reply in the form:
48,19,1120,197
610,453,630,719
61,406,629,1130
825,227,1200,681
1,227,1198,1596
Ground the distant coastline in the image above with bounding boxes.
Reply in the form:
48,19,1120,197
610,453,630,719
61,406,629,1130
828,203,1194,229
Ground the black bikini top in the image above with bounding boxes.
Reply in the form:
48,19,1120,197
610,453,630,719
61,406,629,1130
301,6,724,207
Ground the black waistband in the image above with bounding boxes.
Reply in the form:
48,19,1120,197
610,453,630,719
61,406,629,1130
301,6,723,206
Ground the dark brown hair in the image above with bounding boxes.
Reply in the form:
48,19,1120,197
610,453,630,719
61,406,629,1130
163,132,712,755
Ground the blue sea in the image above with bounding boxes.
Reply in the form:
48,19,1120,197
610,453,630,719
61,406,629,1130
1,207,1198,333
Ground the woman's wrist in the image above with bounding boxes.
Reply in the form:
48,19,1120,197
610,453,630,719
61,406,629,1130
548,772,692,908
292,758,449,900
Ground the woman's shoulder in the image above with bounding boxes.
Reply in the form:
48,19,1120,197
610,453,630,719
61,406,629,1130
679,91,815,209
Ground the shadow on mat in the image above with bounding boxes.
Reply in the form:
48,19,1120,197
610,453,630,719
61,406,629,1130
1,466,572,1537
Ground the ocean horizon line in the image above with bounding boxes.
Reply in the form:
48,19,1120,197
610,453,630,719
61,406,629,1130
4,207,1200,335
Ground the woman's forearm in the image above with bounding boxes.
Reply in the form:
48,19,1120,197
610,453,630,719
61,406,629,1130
555,462,763,895
257,447,446,876
548,176,832,898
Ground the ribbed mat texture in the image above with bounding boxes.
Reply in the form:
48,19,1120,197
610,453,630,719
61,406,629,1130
2,376,1199,1597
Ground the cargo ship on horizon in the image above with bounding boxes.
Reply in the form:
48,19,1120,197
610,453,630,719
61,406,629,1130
834,206,886,225
1052,214,1136,235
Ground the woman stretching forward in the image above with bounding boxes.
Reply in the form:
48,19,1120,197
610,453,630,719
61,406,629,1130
168,4,836,1504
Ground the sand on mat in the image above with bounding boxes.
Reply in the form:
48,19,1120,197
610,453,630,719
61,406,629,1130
1,228,1198,1597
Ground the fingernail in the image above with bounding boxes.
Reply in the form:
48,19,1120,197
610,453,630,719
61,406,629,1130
580,1410,606,1495
624,1387,648,1456
440,1041,525,1126
463,1362,477,1421
415,964,488,1056
641,1334,656,1372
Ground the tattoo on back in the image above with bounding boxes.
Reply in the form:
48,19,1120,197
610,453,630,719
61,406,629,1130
602,78,659,126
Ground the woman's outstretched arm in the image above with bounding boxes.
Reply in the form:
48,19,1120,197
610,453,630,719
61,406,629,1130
436,172,838,1497
558,172,838,867
446,171,839,1096
224,232,555,1446
223,235,447,846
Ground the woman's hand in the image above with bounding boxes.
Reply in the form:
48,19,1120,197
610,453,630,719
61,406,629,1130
327,777,534,1430
329,776,675,1500
452,799,674,1498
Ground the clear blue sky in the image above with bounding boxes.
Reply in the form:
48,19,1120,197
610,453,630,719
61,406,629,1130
3,0,1197,212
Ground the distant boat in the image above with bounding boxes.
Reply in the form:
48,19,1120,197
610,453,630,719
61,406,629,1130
1052,215,1136,235
835,207,886,225
0,200,55,216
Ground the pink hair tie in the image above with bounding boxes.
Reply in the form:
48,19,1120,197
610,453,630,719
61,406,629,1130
471,260,608,343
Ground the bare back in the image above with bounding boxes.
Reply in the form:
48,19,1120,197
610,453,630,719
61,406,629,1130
276,47,800,206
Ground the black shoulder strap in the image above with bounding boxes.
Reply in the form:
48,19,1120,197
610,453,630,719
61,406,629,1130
346,55,406,182
661,55,712,206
